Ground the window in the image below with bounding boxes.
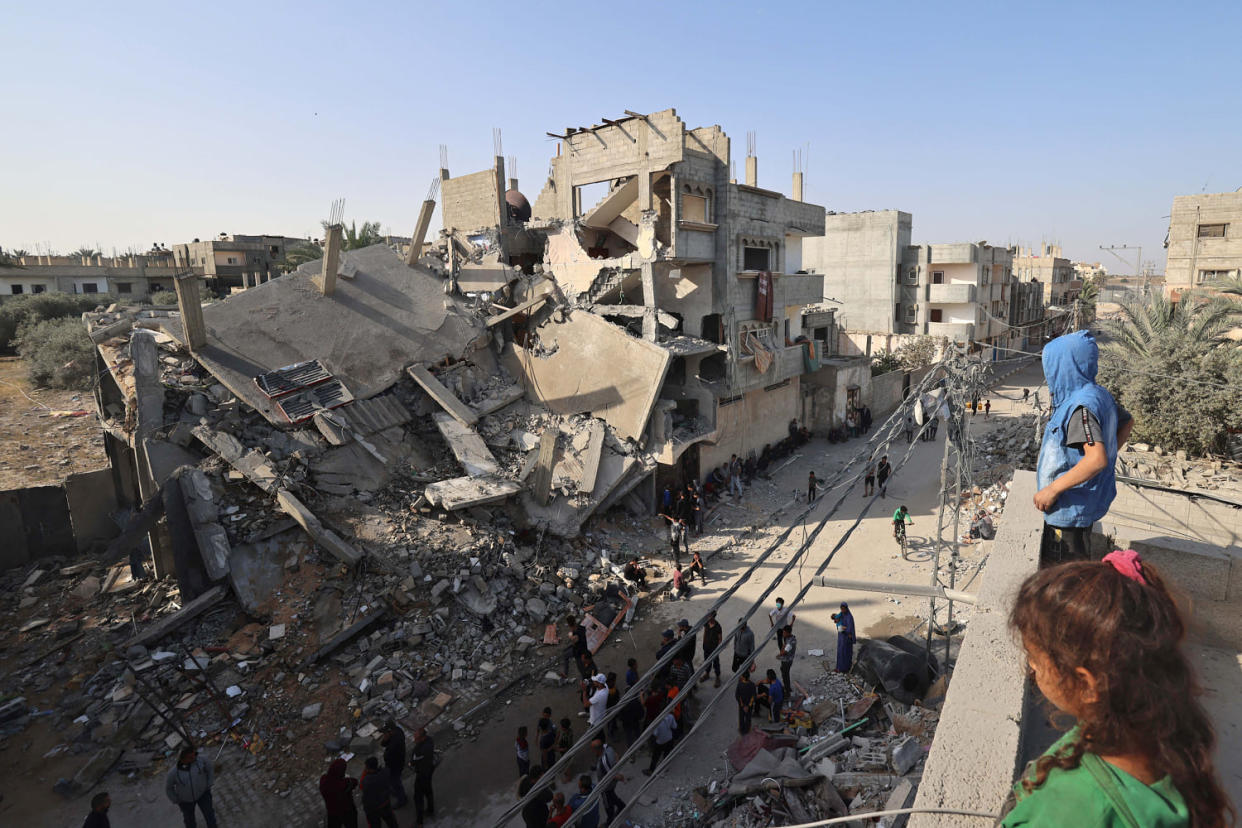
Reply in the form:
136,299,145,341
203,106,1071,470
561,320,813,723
32,284,45,294
682,194,709,223
116,282,132,294
905,267,919,285
82,283,99,294
903,304,917,322
743,246,771,271
10,285,22,295
227,257,238,265
930,309,943,323
1198,269,1235,283
931,270,945,284
1198,224,1227,239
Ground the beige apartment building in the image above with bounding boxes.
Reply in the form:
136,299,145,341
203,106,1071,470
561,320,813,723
1164,191,1242,295
1013,243,1079,306
0,252,181,298
900,242,1014,353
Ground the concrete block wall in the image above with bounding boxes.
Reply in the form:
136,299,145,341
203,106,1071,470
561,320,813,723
1102,480,1242,549
442,167,501,232
910,470,1043,827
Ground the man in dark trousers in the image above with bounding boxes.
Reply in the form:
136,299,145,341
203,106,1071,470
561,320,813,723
701,610,723,688
732,617,755,673
360,756,398,828
675,618,696,669
591,738,627,823
83,792,111,828
165,745,217,828
411,727,436,827
877,455,892,498
735,670,756,734
381,719,407,808
807,470,818,503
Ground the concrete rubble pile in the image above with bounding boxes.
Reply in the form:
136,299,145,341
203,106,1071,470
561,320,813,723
649,656,939,828
969,414,1038,486
1118,443,1242,494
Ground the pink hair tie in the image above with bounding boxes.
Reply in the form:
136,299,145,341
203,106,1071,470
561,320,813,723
1103,549,1147,586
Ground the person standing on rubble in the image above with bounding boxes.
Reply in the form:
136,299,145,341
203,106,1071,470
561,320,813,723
319,758,359,828
735,669,757,735
701,610,723,688
668,518,686,568
1034,330,1133,564
690,486,705,535
729,454,744,499
165,745,218,828
778,624,797,692
832,602,856,673
380,719,408,809
732,617,755,674
410,727,436,827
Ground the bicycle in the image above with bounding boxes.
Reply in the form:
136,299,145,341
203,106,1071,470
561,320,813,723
894,519,913,554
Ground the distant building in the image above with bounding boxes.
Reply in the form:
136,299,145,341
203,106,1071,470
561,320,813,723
1073,261,1107,281
1013,243,1079,306
1008,279,1046,351
1164,191,1242,295
0,252,181,298
802,211,1018,355
172,234,304,290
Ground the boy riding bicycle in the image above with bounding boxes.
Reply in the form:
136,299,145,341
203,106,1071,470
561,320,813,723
893,505,913,541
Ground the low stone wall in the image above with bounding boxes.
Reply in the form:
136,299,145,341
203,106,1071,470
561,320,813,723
909,470,1043,827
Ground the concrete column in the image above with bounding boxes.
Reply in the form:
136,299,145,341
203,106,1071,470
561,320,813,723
319,224,342,296
792,172,803,202
745,156,758,187
173,273,207,351
508,177,519,192
640,263,657,342
405,200,437,267
493,156,506,226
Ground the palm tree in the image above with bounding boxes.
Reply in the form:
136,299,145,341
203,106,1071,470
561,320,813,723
1100,290,1242,361
71,247,100,259
282,243,323,272
0,247,24,268
340,220,384,250
1209,275,1242,298
1074,276,1100,327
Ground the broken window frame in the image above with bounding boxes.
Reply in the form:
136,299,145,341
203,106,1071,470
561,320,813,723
1197,223,1227,239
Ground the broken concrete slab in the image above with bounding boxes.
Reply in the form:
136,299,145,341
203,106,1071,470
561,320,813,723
578,421,605,494
470,383,525,418
159,244,485,427
300,606,386,668
408,364,478,426
532,427,559,507
503,309,671,442
432,412,499,476
275,489,363,566
424,476,522,511
485,288,553,329
192,426,280,493
228,536,298,615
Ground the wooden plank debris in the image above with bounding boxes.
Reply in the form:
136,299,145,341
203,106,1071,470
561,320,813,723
484,288,553,328
192,426,281,493
432,412,499,476
533,427,559,506
406,363,478,426
300,606,387,668
579,422,605,495
124,585,228,650
275,489,363,566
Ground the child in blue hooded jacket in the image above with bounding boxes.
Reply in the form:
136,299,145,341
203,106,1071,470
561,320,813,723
1034,331,1133,563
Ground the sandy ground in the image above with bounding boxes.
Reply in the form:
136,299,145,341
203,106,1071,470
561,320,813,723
0,356,108,489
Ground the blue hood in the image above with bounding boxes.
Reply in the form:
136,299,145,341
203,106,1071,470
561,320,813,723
1037,330,1120,528
1042,330,1098,408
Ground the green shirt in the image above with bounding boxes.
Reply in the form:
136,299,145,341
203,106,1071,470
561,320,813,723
1002,727,1188,827
893,508,908,522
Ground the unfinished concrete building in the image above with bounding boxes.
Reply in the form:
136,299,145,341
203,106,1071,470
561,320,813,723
1164,190,1242,296
1012,243,1079,306
437,108,830,497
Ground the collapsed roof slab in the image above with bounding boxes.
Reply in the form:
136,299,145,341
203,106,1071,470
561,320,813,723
502,309,671,443
160,244,483,427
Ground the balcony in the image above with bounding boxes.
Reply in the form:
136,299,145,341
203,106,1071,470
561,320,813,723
927,321,975,342
780,273,825,308
927,283,976,303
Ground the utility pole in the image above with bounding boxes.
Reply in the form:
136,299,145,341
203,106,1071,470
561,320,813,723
1098,244,1142,294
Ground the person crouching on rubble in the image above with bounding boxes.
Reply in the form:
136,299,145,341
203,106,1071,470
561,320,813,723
1034,330,1133,564
623,557,648,591
1000,551,1232,827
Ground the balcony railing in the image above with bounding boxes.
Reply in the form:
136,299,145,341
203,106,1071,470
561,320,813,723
927,283,976,304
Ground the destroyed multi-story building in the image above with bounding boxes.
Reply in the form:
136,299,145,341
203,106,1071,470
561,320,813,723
436,108,833,497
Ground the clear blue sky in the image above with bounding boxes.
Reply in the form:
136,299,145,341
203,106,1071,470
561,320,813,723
3,0,1239,274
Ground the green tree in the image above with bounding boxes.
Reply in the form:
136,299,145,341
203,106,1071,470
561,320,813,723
1075,276,1100,326
1096,291,1242,455
1208,274,1242,298
341,220,383,250
16,316,97,389
71,247,100,259
0,247,24,268
282,243,323,272
870,350,902,376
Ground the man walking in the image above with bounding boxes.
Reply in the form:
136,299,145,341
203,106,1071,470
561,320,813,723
411,727,436,827
735,670,756,734
732,617,755,673
701,610,723,687
380,719,407,809
769,597,796,650
984,398,991,417
591,738,626,822
642,709,677,776
165,745,217,828
864,463,875,497
807,470,818,503
877,455,892,498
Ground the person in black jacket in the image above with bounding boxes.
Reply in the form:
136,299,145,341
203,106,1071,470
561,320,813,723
380,719,407,808
360,757,398,828
520,766,552,828
83,792,111,828
411,727,436,827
